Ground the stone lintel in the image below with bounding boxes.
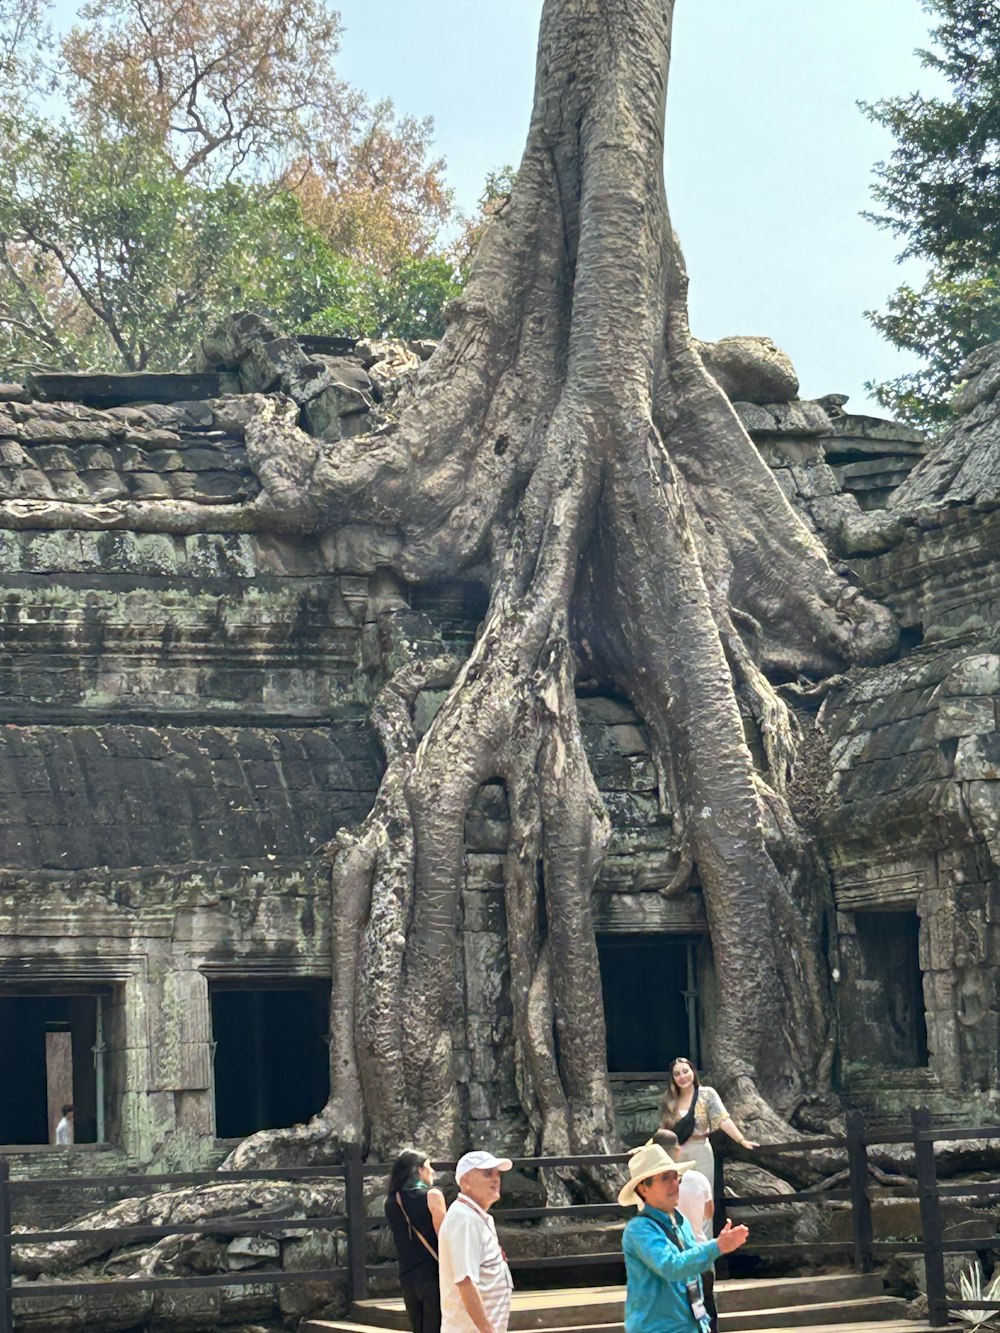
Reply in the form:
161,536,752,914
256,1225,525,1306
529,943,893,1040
27,371,229,409
833,860,932,912
592,889,706,933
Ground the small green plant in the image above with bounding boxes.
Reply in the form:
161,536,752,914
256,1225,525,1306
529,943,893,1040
952,1261,1000,1332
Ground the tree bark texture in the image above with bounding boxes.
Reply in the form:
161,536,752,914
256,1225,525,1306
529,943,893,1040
231,0,896,1160
13,0,900,1174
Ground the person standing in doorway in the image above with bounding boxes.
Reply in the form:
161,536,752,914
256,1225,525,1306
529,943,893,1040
54,1104,74,1146
386,1149,447,1333
619,1142,748,1333
439,1150,513,1333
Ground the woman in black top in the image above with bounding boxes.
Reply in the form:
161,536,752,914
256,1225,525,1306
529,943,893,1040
384,1149,447,1333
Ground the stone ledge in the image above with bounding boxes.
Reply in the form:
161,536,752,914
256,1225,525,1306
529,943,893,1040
26,371,232,409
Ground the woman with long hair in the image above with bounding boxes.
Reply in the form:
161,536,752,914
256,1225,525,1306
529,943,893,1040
384,1149,447,1333
660,1056,758,1187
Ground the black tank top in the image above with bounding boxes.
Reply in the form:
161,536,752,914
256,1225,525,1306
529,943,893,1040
385,1186,439,1285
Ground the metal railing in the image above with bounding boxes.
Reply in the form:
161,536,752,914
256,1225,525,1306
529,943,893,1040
882,1108,1000,1327
0,1149,357,1333
1,1108,998,1330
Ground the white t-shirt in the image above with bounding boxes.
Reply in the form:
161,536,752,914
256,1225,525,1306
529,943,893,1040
678,1168,713,1241
55,1116,73,1146
439,1194,513,1333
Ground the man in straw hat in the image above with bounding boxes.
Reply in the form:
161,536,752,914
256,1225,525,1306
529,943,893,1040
439,1150,514,1333
618,1142,748,1333
652,1129,717,1332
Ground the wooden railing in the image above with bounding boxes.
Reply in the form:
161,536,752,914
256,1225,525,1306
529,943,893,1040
2,1108,998,1331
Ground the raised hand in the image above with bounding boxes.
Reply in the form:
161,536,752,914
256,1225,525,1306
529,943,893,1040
716,1219,750,1255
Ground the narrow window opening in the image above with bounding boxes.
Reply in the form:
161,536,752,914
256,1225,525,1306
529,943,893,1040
210,983,330,1138
853,909,929,1069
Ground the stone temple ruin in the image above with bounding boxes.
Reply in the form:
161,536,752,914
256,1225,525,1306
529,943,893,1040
1,312,999,1184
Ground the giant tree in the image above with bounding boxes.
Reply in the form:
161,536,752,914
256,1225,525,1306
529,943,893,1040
244,0,900,1160
7,0,899,1164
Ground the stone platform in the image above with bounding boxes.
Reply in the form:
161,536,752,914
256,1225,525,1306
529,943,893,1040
302,1274,957,1333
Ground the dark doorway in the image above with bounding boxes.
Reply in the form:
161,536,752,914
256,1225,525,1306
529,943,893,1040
853,909,929,1068
0,994,102,1144
597,935,699,1072
210,983,330,1138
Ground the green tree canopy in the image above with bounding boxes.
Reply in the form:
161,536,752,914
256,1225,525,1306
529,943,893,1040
0,0,464,372
864,0,1000,424
0,118,463,372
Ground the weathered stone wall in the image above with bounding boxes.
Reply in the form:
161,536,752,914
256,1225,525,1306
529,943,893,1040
852,509,1000,645
0,490,702,1170
0,530,369,717
704,345,1000,1128
0,723,377,868
812,340,1000,1124
0,861,334,1165
819,644,1000,1121
5,326,1000,1181
0,505,383,1169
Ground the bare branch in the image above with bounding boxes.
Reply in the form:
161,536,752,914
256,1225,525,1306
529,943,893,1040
0,244,70,356
19,225,134,366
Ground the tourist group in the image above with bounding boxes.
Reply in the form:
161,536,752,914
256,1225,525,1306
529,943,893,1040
384,1056,758,1333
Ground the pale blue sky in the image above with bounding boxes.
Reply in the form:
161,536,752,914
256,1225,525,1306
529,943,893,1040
329,0,944,412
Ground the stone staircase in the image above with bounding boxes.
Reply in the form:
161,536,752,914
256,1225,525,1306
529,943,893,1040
301,1273,958,1333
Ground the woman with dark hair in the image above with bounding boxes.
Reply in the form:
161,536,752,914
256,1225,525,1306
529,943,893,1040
659,1057,758,1185
385,1149,447,1333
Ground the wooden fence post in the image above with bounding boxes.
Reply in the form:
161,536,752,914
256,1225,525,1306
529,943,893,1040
0,1158,12,1333
345,1142,368,1305
846,1110,873,1273
912,1106,947,1327
713,1143,729,1278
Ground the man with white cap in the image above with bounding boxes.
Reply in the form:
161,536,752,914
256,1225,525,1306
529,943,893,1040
439,1150,514,1333
619,1142,748,1333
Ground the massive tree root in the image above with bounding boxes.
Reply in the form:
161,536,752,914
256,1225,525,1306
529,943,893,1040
11,1180,339,1279
15,0,900,1210
224,0,897,1162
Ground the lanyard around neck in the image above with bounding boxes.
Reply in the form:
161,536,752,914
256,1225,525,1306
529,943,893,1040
457,1193,493,1225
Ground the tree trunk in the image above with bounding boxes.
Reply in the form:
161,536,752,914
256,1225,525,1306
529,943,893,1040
220,0,898,1166
10,0,900,1190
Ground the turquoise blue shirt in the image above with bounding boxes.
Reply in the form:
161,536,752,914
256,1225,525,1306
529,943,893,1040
622,1205,720,1333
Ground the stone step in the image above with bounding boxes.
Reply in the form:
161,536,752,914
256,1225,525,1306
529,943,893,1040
302,1323,395,1333
718,1273,885,1313
529,1325,950,1333
729,1326,956,1333
720,1296,907,1330
345,1275,897,1330
548,1299,909,1333
303,1315,954,1333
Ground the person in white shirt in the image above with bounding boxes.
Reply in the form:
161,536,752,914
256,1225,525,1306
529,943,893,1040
653,1129,717,1332
55,1104,74,1146
438,1150,514,1333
